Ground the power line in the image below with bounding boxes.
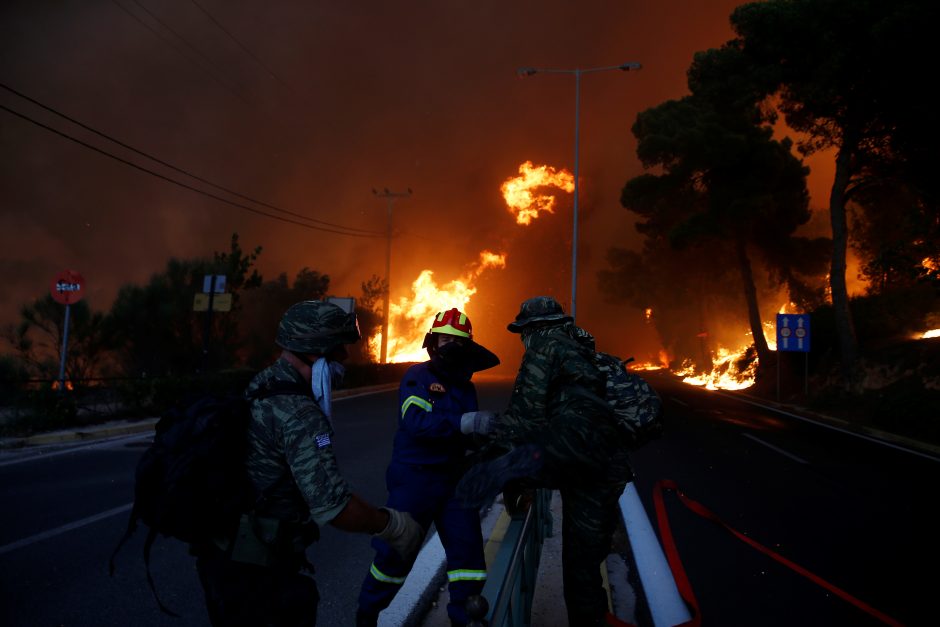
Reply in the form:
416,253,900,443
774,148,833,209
0,103,383,238
109,0,251,108
0,83,381,235
187,0,300,97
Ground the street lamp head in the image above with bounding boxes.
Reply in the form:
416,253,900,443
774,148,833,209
619,62,642,72
517,67,537,77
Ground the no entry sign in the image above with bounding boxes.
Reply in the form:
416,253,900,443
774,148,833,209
50,270,85,305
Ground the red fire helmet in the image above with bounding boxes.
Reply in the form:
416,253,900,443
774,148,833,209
428,308,473,339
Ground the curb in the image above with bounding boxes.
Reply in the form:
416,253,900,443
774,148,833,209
0,383,400,450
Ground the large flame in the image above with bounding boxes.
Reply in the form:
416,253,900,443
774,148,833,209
501,160,574,225
370,251,506,363
370,159,570,363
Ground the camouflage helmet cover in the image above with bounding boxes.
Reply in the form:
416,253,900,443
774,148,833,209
507,296,573,333
276,300,361,354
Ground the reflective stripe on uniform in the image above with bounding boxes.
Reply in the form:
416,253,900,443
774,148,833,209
370,563,406,585
446,568,487,582
401,395,432,418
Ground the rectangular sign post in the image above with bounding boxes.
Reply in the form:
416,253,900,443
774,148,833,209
199,275,227,371
776,314,811,401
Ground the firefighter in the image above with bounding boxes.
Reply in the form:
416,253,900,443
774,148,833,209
356,308,500,627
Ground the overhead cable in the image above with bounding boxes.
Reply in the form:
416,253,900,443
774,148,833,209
187,0,300,97
0,103,383,238
109,0,251,107
0,83,381,235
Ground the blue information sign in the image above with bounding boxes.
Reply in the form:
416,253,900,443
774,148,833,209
776,314,811,352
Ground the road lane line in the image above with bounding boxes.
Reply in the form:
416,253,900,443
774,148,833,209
716,392,940,463
0,503,132,556
669,397,689,407
742,433,808,464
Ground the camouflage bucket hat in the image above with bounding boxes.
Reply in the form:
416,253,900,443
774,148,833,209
507,296,573,333
276,300,361,354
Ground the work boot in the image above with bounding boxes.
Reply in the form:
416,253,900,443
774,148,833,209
355,610,378,627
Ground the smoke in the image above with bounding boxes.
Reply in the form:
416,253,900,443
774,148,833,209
1,0,760,366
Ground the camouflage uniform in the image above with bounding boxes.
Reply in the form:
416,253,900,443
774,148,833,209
245,358,351,527
498,297,633,627
196,300,358,627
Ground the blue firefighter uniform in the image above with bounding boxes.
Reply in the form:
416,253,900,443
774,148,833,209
357,360,487,625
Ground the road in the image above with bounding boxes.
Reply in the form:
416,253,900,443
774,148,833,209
0,380,512,627
630,373,938,627
1,374,936,626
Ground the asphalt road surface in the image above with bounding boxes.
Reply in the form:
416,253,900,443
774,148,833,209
1,373,936,626
629,373,938,627
0,379,512,627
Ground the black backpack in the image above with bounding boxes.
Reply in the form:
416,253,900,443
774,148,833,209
109,384,306,615
593,351,664,449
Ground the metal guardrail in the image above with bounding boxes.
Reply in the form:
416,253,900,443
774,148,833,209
467,488,553,627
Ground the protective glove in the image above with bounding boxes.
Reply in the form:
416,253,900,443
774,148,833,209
455,444,545,509
460,410,498,435
374,507,424,560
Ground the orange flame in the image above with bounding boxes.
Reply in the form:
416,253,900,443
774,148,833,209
369,159,570,363
923,329,940,339
370,250,507,363
501,160,574,225
674,309,786,390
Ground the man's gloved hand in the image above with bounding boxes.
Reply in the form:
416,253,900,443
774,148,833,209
374,507,424,560
460,410,498,435
455,444,545,509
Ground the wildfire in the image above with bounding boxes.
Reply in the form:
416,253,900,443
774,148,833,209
370,159,571,363
370,250,507,363
923,329,940,339
676,347,758,391
500,160,574,225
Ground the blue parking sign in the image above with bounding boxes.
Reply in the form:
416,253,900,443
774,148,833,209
776,314,810,352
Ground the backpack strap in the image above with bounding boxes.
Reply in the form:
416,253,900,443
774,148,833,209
108,502,139,576
143,525,180,617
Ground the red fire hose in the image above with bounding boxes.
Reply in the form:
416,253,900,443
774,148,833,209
650,479,906,627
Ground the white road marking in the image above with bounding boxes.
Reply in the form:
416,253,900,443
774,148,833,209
669,397,688,407
0,502,132,556
715,391,940,463
741,433,808,464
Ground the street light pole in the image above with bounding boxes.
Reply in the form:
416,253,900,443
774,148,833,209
518,62,641,321
372,187,412,364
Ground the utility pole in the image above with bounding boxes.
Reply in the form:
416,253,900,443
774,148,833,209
372,187,412,364
517,62,641,320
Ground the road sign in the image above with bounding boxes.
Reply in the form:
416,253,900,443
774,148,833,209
202,274,227,293
327,296,356,313
776,313,811,352
194,293,232,312
50,270,85,305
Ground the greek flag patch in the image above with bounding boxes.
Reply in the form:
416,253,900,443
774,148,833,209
315,433,332,449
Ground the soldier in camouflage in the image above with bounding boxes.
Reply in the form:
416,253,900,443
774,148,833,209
195,300,424,627
459,296,633,627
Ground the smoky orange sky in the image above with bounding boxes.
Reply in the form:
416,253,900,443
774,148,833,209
0,0,841,369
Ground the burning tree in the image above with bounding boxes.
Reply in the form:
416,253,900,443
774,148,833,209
611,45,827,377
728,0,935,377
